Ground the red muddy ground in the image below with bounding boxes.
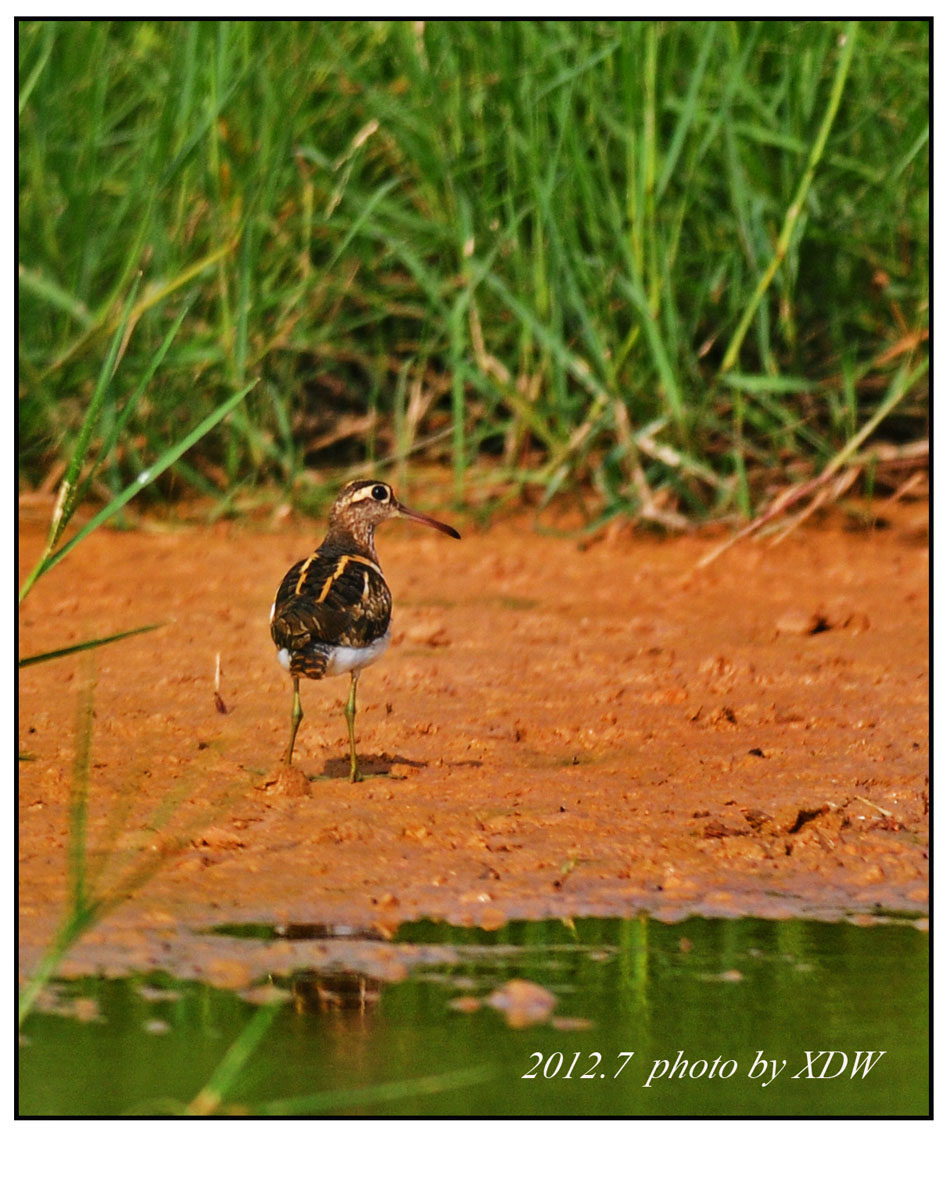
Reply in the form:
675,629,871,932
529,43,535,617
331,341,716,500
18,492,929,987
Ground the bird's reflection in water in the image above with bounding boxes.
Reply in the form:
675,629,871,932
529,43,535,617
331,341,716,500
276,923,386,942
274,924,386,1024
290,968,381,1017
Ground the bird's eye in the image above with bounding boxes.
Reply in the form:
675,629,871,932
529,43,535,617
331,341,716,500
371,485,389,501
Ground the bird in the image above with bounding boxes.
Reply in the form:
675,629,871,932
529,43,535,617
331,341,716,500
270,479,460,780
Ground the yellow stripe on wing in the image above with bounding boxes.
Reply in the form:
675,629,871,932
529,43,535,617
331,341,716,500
293,553,316,596
294,553,384,601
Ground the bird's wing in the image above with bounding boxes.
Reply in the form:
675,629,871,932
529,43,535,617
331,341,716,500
271,553,392,652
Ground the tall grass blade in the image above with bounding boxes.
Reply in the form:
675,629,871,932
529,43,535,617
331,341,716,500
19,380,257,600
821,358,928,478
18,623,164,668
252,1065,497,1116
67,656,96,916
71,298,195,513
719,22,859,374
18,265,93,327
185,1004,282,1116
18,22,55,116
18,656,98,1025
40,236,239,381
53,277,142,548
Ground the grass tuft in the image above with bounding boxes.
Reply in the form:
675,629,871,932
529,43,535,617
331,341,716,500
19,20,929,521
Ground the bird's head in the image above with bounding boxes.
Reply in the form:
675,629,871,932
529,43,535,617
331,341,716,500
327,480,460,553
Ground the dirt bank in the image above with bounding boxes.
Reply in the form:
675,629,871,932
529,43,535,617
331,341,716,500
18,493,929,984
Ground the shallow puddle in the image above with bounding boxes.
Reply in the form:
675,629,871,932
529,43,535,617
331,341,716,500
18,914,928,1117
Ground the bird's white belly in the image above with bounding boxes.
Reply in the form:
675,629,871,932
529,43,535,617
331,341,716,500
276,628,391,677
325,629,392,675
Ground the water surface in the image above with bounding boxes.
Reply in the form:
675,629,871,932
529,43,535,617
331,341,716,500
19,914,928,1117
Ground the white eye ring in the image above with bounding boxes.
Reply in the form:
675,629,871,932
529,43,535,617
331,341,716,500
371,485,389,501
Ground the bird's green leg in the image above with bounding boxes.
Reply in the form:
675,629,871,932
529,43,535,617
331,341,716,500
344,671,361,782
285,676,303,765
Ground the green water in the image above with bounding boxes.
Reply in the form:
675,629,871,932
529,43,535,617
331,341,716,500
18,915,929,1117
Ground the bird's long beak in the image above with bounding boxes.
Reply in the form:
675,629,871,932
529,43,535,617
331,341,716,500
394,499,461,539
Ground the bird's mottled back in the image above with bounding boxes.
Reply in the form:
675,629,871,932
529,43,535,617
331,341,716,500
271,549,392,677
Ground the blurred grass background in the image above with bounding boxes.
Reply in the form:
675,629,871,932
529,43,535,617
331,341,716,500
18,18,930,528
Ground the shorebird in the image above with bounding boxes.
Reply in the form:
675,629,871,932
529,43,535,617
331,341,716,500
270,480,460,779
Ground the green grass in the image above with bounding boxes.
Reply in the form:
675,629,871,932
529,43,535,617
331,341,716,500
18,19,929,522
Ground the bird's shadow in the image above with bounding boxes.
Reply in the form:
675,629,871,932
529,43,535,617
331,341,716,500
319,753,424,781
318,753,482,780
